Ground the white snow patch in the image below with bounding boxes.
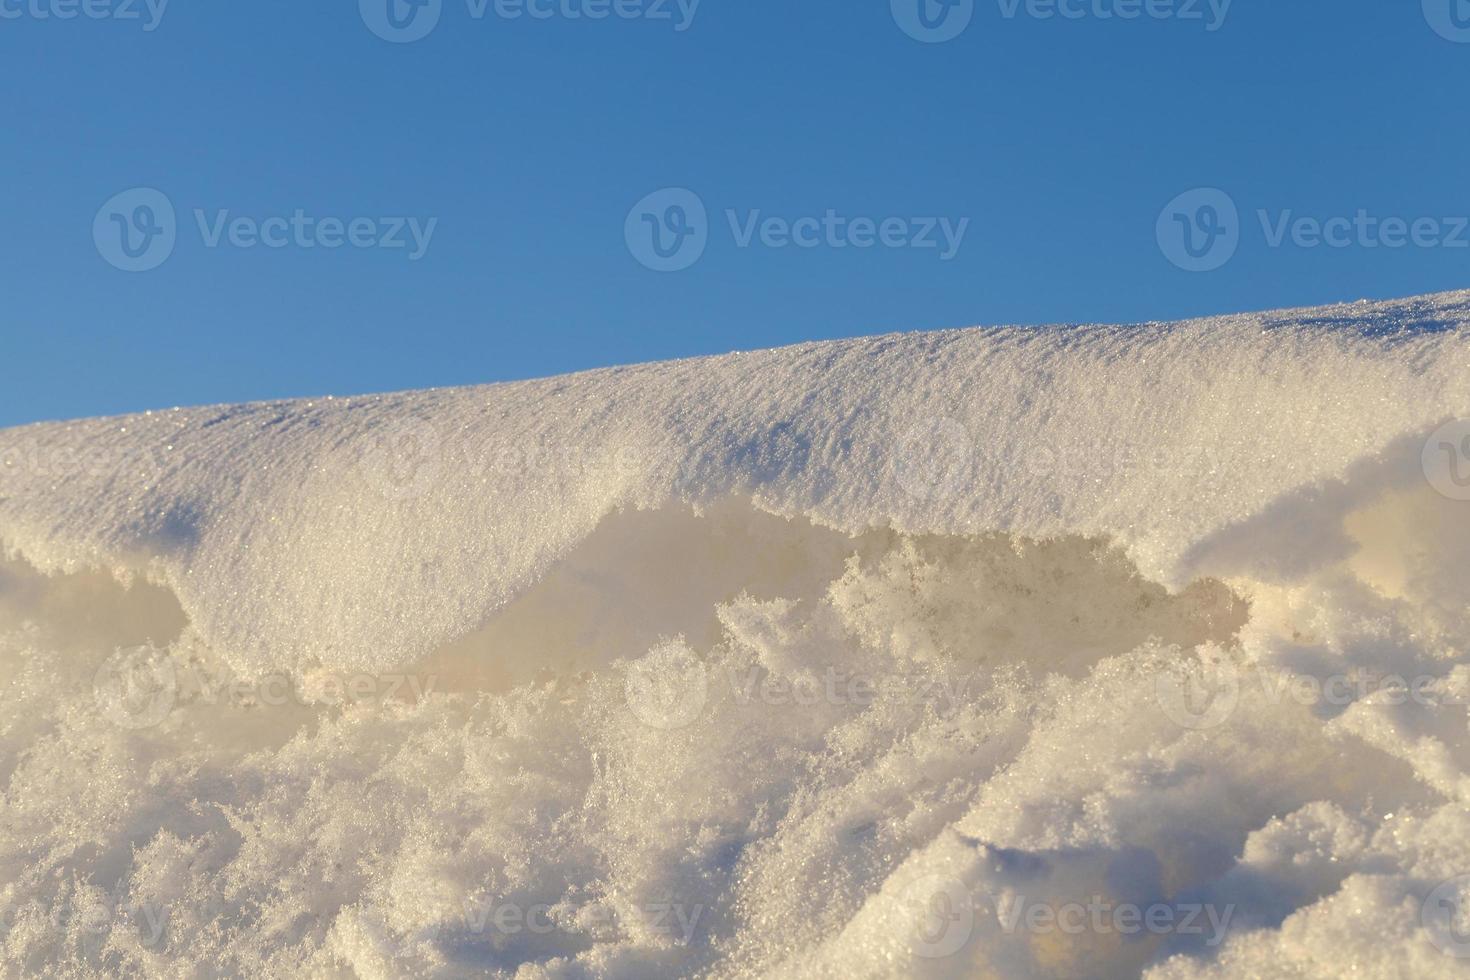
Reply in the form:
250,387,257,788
2,290,1470,977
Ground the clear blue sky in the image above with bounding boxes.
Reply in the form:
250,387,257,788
3,0,1467,427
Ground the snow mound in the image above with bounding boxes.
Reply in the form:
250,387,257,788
3,290,1470,978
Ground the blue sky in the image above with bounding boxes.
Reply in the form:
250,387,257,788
2,0,1467,426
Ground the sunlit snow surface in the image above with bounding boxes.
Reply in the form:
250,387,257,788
4,292,1470,977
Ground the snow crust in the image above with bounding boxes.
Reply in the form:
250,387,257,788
3,290,1470,977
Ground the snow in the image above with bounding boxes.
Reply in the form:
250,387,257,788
2,290,1470,977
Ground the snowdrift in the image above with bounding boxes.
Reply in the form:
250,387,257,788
3,290,1470,977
